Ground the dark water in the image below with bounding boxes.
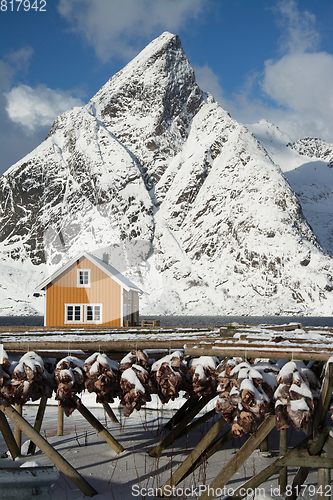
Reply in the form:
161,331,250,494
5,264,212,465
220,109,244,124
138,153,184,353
141,316,333,328
1,315,332,327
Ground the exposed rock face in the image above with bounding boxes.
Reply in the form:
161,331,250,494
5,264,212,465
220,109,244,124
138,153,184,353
0,32,332,316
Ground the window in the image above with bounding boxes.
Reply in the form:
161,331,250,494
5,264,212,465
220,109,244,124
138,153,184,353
86,305,101,322
65,304,102,324
66,304,83,323
77,269,91,287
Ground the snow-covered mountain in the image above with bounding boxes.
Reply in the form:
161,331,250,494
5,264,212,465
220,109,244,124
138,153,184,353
0,32,332,317
248,120,333,257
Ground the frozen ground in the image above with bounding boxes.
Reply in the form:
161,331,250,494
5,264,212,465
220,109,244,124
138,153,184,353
0,393,327,500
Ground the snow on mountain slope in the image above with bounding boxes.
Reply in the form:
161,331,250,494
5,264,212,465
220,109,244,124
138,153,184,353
248,120,333,256
0,33,332,317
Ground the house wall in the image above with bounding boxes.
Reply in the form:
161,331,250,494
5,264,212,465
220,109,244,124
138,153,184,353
45,256,122,327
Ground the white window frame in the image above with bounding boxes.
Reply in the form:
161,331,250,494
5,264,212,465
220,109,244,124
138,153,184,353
85,304,103,324
77,269,91,288
65,304,83,323
65,303,102,324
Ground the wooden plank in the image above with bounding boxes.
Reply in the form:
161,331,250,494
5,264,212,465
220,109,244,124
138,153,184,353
182,429,234,482
185,347,333,362
164,397,198,430
313,361,333,436
27,396,48,455
276,449,333,468
290,428,329,500
14,404,22,452
162,415,228,490
0,409,20,459
148,394,215,457
0,404,97,497
318,467,331,500
224,435,311,499
57,401,64,436
198,414,276,500
76,403,124,455
279,428,288,494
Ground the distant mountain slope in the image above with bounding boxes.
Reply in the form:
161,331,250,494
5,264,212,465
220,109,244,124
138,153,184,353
0,33,332,316
248,120,333,256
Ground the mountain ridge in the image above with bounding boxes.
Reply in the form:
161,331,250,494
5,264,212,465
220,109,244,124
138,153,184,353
0,32,332,316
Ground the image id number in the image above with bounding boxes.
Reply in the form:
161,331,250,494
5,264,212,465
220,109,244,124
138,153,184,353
1,0,46,11
286,484,332,497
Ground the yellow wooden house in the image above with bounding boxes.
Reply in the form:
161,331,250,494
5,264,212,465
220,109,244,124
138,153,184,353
37,251,141,327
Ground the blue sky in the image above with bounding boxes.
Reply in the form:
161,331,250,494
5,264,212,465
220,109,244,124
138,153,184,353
0,0,332,176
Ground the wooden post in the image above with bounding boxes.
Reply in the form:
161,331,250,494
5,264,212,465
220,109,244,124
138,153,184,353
102,403,119,424
175,408,216,443
57,401,64,436
162,415,228,490
279,428,288,494
198,414,276,500
149,394,214,457
317,466,331,500
28,396,48,455
259,435,268,453
223,435,311,499
76,403,124,454
14,404,22,452
0,409,20,459
290,359,333,500
164,397,198,430
182,429,234,482
0,404,97,497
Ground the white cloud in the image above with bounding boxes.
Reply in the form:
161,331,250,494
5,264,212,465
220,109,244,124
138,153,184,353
57,0,206,63
272,0,319,54
193,1,333,143
262,52,333,139
4,84,84,134
0,46,33,90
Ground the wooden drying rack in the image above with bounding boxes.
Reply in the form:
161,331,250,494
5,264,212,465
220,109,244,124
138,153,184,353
1,323,333,498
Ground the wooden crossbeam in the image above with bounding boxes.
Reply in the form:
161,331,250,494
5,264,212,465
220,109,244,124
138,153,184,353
148,393,214,457
0,409,20,459
76,403,124,454
162,415,228,491
198,414,276,500
28,396,48,455
223,435,311,499
290,359,333,500
0,404,97,497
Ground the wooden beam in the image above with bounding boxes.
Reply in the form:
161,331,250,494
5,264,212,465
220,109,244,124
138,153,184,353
279,428,288,494
14,404,22,452
198,414,276,500
102,403,119,424
223,435,311,500
148,393,214,457
185,347,333,362
164,397,198,430
182,429,234,482
162,415,228,490
317,466,331,500
57,401,64,436
0,404,97,497
76,403,124,454
313,361,333,437
276,449,333,468
0,409,20,459
289,360,333,500
28,396,48,455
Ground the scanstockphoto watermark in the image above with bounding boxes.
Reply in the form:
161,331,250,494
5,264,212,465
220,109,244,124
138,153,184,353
132,484,269,498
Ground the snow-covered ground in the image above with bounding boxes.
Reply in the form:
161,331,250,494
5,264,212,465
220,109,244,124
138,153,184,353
0,394,327,500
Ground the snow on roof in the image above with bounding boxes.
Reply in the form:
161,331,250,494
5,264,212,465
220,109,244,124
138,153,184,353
36,251,142,293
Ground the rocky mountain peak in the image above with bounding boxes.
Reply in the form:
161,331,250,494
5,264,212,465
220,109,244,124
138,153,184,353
0,33,332,317
88,32,205,184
